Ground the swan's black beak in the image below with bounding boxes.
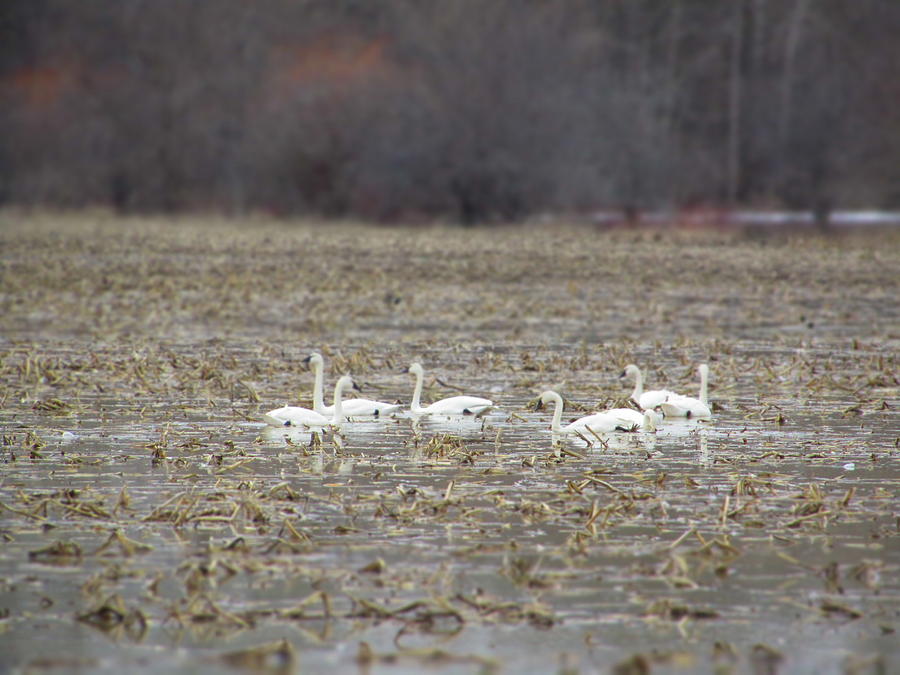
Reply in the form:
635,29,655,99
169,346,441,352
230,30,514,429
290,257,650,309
352,381,362,392
302,355,312,365
535,398,544,411
399,366,410,374
619,369,627,379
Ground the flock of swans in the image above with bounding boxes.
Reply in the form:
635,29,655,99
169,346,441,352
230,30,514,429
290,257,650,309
262,353,712,439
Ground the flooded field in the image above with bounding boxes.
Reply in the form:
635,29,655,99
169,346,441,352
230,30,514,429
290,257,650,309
1,211,898,674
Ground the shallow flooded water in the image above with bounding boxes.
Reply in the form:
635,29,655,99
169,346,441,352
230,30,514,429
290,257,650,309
1,213,898,673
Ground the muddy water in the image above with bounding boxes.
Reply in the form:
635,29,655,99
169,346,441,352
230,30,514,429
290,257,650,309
0,214,898,673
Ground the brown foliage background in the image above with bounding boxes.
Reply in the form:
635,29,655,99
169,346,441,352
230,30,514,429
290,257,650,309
2,0,899,223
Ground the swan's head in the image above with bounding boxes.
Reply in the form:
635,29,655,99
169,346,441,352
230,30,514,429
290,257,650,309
336,375,356,392
622,364,640,379
408,363,424,377
303,352,324,369
539,390,561,408
698,364,709,378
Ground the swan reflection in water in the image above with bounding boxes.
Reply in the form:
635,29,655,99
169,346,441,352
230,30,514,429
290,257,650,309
551,427,659,455
408,410,495,437
259,424,345,453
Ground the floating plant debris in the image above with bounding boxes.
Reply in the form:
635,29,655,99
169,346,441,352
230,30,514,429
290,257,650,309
0,213,897,672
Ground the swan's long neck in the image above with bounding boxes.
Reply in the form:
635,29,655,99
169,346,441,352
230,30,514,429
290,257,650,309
312,359,325,413
699,365,709,405
547,392,564,432
630,368,643,401
410,369,424,413
331,380,346,427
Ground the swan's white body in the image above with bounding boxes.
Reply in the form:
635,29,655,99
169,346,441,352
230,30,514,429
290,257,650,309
622,364,675,410
407,362,493,416
540,391,658,434
603,407,661,431
308,353,401,417
262,406,329,428
660,364,712,419
264,375,355,428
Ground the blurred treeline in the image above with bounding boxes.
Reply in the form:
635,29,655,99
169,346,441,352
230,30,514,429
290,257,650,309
2,0,899,223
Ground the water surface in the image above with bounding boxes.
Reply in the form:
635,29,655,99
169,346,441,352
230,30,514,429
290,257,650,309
1,215,897,673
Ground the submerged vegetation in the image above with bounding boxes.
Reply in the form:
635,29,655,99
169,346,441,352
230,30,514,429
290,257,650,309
0,212,898,673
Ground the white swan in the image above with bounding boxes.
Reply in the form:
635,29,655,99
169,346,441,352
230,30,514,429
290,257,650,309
263,375,355,428
660,364,712,419
540,391,658,434
603,407,662,431
621,364,675,410
407,363,493,416
307,352,402,418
